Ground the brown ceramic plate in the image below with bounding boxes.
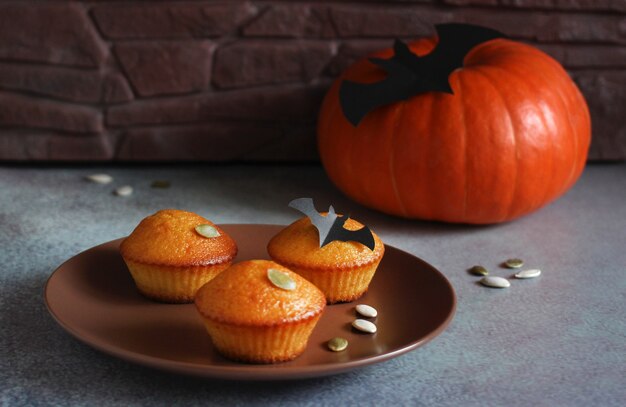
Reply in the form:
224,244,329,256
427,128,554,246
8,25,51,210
44,224,456,380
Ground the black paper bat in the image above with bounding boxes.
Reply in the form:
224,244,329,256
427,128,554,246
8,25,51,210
339,23,506,126
288,198,375,251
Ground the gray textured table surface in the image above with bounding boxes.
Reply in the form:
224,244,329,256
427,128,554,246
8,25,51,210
1,164,625,406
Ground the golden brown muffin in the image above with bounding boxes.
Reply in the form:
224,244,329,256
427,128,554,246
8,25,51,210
120,209,237,303
267,216,384,303
195,260,326,364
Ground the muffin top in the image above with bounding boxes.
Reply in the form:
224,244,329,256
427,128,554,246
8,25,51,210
195,260,326,326
120,209,237,267
267,216,384,270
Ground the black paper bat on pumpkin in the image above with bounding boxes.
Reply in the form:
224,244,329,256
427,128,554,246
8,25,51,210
288,198,375,251
339,23,506,126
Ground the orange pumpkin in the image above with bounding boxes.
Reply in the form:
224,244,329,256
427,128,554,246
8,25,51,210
318,37,591,224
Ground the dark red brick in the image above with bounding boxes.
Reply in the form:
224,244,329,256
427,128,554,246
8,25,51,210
107,94,204,127
92,3,257,39
330,5,437,38
443,0,626,12
115,42,213,97
0,132,48,160
0,64,99,103
451,10,550,40
456,9,626,43
48,135,113,161
506,0,626,11
0,64,133,104
538,45,626,68
0,4,106,68
0,132,112,161
543,14,626,43
243,5,336,38
573,71,626,161
116,123,281,161
213,41,334,89
0,92,102,133
107,83,331,127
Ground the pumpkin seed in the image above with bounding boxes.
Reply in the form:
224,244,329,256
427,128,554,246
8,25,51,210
356,304,377,318
151,180,171,189
515,269,542,279
352,319,377,333
480,276,511,288
504,258,524,269
85,174,113,184
267,268,296,291
327,337,348,352
114,185,133,196
469,265,488,276
195,224,220,238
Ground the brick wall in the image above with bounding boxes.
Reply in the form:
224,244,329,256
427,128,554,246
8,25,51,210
0,0,624,162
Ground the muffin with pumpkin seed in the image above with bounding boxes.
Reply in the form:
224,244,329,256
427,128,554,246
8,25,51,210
120,209,237,303
195,260,326,364
267,215,384,304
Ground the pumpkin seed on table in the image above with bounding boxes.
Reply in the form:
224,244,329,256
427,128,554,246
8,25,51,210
515,269,542,279
151,180,171,189
114,185,133,196
356,304,378,318
469,265,489,276
327,337,348,352
504,258,524,269
85,174,113,184
267,268,296,291
480,276,511,288
195,224,220,238
352,319,377,333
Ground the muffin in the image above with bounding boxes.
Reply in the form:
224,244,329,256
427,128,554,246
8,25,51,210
119,209,237,303
267,215,384,303
194,260,326,364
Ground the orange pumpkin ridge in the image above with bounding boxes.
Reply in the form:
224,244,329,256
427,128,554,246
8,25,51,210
467,68,518,222
488,49,576,216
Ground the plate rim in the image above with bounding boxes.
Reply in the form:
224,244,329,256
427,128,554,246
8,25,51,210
44,223,456,381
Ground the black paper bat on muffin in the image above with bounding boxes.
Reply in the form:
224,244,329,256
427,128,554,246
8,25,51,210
339,23,506,126
288,198,375,251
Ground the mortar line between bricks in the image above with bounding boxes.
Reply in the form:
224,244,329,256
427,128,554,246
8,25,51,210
0,58,100,72
0,126,104,138
106,119,302,131
104,118,319,131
